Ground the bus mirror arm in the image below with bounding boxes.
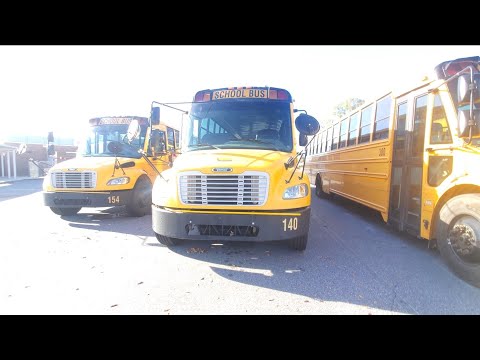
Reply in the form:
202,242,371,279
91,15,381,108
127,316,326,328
285,152,307,184
299,152,307,180
284,157,295,169
285,133,317,183
137,149,169,182
294,109,307,114
112,155,126,177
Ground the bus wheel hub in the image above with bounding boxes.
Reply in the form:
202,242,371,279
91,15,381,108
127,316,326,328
449,224,476,256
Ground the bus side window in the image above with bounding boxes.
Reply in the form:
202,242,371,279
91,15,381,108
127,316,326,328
412,95,427,157
430,94,452,144
174,129,180,149
347,112,359,147
167,127,175,151
430,123,444,143
358,105,373,144
428,156,452,186
150,129,166,155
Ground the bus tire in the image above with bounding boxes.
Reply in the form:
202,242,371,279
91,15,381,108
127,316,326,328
315,175,328,199
436,194,480,288
155,233,182,246
126,176,152,217
288,235,308,251
50,207,81,216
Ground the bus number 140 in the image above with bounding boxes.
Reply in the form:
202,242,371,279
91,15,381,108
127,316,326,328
282,218,298,231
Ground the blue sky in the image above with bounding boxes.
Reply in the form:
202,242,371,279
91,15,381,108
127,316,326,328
1,45,479,142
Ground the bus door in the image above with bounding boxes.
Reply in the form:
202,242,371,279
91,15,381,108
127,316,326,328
389,93,428,236
146,127,168,178
148,126,179,173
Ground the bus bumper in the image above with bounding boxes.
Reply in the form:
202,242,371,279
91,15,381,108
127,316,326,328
151,206,311,242
43,190,134,208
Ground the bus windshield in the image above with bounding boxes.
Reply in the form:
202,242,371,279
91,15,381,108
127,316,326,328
184,100,293,152
78,124,148,158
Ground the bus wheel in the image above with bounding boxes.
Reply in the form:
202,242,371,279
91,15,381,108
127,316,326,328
315,175,329,199
288,235,308,251
126,177,152,217
50,207,81,216
155,233,182,246
437,194,480,287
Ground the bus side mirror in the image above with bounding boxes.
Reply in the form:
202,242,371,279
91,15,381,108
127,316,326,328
127,120,141,144
151,106,160,126
457,73,480,104
108,141,123,154
119,161,135,169
299,133,308,146
457,109,480,137
457,73,480,137
295,114,320,136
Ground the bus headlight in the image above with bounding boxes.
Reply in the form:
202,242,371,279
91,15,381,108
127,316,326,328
107,177,130,185
283,183,308,199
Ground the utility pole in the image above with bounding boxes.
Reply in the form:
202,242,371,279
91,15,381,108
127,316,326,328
47,131,56,166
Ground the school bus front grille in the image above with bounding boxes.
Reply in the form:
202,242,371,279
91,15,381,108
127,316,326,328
51,171,97,189
179,172,269,205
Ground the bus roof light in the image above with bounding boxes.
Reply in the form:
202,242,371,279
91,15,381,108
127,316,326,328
194,92,210,102
194,91,210,102
277,90,288,100
269,90,278,99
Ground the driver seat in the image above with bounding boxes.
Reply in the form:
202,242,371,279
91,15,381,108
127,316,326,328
256,129,279,141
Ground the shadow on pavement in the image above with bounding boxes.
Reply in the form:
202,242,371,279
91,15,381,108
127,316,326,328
151,194,480,315
64,206,153,238
0,178,43,203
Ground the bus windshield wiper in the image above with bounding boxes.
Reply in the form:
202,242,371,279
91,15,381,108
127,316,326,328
240,139,280,151
189,143,221,150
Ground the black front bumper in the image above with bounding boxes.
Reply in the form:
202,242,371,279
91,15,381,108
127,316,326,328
43,190,134,208
152,206,311,242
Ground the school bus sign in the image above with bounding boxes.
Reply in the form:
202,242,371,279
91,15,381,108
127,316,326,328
212,88,268,100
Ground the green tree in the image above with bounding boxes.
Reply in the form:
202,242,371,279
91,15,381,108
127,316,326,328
333,98,365,118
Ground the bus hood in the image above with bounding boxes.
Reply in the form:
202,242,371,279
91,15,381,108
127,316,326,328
172,149,294,175
48,156,132,171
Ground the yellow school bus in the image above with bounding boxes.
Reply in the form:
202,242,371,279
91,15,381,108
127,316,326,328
148,86,320,250
43,115,180,217
305,56,480,287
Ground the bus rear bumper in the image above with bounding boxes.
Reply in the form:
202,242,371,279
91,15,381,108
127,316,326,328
43,190,134,208
151,206,311,242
